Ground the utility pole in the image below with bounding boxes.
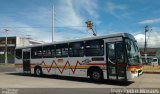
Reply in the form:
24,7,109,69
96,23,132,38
4,29,8,64
144,26,149,63
52,5,55,43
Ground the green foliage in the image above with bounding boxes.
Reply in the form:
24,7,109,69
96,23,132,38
0,54,15,58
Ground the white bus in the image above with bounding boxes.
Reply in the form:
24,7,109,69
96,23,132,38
15,33,143,81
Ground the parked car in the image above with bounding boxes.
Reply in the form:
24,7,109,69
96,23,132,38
151,58,159,66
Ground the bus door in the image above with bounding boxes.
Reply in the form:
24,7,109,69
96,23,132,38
22,49,31,74
105,37,126,80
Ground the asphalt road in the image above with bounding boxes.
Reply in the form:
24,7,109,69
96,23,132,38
0,72,160,88
0,65,160,94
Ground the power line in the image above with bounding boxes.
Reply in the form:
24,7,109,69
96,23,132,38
0,26,86,28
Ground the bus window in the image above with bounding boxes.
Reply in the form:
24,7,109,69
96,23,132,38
108,42,124,64
125,39,141,66
69,42,84,57
108,43,115,63
116,42,124,63
55,44,68,57
43,45,55,58
85,39,104,56
15,49,22,59
31,46,43,59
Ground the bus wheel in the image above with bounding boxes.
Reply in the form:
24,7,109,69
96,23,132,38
90,69,103,81
34,67,42,76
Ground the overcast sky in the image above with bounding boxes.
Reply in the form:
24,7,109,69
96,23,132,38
0,0,160,48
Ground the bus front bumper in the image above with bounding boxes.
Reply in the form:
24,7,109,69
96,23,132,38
127,70,143,79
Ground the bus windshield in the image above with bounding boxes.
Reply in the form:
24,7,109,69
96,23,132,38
125,39,141,66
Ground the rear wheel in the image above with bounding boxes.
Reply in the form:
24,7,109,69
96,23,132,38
90,69,103,81
34,67,42,76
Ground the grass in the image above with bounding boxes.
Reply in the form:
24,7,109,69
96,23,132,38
0,63,15,67
0,54,15,58
143,65,160,71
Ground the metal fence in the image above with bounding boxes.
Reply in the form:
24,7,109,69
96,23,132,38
0,58,14,63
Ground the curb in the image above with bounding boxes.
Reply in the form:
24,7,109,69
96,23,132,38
143,71,160,74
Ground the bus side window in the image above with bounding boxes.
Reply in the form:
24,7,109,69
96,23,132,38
69,42,84,57
85,39,104,56
43,45,55,58
15,49,22,59
56,44,68,57
31,46,43,59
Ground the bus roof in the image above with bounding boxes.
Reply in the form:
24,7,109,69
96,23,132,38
15,32,136,49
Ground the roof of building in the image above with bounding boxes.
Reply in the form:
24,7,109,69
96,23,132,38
0,36,17,39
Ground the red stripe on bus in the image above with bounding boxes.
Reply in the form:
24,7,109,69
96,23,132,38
39,60,82,74
15,64,37,65
127,65,142,68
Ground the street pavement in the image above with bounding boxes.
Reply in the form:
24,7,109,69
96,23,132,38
0,65,160,94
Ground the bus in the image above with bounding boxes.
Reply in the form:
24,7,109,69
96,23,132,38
15,33,143,81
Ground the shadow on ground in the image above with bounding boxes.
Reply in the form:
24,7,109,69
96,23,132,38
6,73,134,86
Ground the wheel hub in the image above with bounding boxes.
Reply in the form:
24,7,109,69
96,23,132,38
92,72,100,80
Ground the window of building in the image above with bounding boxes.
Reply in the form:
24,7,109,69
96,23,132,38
55,44,68,57
15,49,22,59
31,46,43,58
69,42,84,57
85,39,104,56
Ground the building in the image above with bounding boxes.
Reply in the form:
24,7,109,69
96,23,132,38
0,36,44,63
140,48,160,64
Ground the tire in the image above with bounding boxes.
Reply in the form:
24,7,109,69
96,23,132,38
90,69,103,81
34,67,42,76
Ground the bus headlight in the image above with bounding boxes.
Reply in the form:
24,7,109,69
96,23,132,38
131,71,137,74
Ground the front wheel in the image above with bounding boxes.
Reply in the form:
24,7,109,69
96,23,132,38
90,69,103,81
34,67,42,76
